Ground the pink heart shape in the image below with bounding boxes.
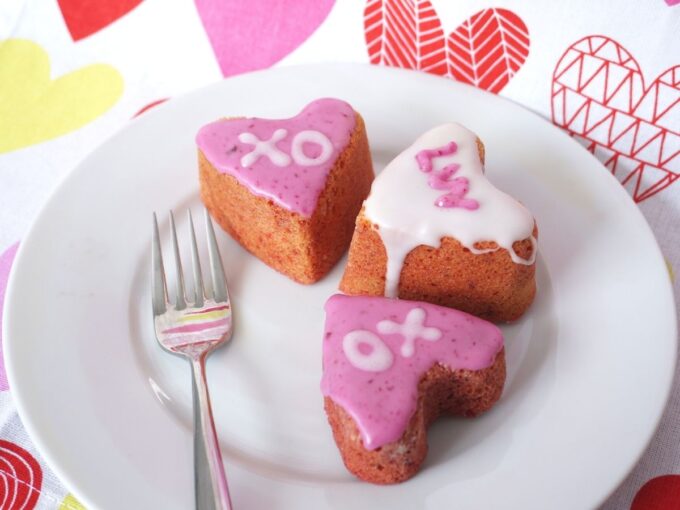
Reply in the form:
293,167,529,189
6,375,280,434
195,0,335,77
0,242,19,392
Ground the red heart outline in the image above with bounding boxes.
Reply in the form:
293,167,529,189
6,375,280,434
551,35,680,202
364,0,530,93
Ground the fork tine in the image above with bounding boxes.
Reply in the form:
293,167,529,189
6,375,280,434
169,211,187,310
204,209,229,303
187,210,205,308
151,212,168,315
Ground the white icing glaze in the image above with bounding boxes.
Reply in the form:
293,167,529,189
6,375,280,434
376,307,442,357
364,123,537,298
342,330,393,372
238,128,334,168
290,130,333,166
238,129,291,167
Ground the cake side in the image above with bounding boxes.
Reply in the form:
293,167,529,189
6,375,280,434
308,113,374,279
199,150,311,281
324,351,505,484
340,212,537,322
199,110,373,284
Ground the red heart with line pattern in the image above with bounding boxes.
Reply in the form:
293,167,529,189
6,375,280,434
551,35,680,202
364,0,529,94
0,440,43,510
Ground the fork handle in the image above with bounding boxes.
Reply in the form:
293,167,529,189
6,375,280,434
191,355,233,510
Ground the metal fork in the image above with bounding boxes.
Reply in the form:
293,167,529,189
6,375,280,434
152,210,234,510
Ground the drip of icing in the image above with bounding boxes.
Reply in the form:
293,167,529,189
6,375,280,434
321,294,503,450
363,123,536,298
196,98,356,217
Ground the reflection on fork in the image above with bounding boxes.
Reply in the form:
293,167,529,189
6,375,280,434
152,209,234,510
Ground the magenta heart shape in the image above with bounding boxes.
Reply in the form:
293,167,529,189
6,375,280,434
0,243,19,392
195,0,336,77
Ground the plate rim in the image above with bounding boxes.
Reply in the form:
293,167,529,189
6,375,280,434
4,62,678,509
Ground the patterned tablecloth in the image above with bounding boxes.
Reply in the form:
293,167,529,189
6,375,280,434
1,1,678,508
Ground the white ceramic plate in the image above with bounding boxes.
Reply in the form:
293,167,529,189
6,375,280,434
4,64,677,510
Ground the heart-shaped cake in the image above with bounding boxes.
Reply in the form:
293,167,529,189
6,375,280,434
321,294,505,483
340,123,537,322
196,98,374,283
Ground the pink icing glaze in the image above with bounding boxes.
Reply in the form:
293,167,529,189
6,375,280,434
415,141,457,171
415,142,479,210
320,294,503,451
196,98,356,217
427,163,460,189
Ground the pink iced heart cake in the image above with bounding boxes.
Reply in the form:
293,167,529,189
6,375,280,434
197,98,374,283
321,293,505,484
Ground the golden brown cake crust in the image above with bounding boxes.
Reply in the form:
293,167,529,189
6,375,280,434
199,113,373,284
339,213,537,322
324,349,505,484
